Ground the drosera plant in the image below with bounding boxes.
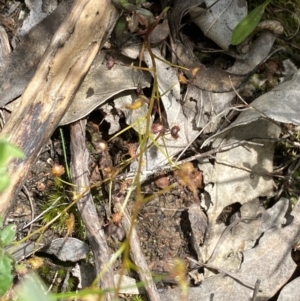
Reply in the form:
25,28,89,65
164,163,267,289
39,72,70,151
40,167,86,241
102,7,202,299
40,176,70,235
39,127,87,240
17,5,191,300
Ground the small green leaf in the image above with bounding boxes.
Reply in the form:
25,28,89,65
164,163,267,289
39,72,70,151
0,174,10,194
0,139,25,168
114,15,128,37
0,224,16,246
231,0,272,45
0,255,13,296
17,273,54,301
136,7,154,18
112,0,137,11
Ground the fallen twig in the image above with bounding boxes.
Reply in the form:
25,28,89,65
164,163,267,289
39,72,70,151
121,140,264,181
70,119,115,301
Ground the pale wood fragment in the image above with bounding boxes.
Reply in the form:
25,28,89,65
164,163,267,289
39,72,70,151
70,119,115,300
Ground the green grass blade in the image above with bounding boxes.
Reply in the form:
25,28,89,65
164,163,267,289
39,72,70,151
231,0,272,45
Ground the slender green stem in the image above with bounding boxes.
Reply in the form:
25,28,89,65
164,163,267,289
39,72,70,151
59,127,71,180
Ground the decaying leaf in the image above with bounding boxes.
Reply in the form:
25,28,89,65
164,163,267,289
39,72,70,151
277,277,300,301
71,262,96,289
200,118,281,262
168,0,203,40
114,274,139,295
60,51,151,125
207,199,265,273
189,0,247,50
160,197,300,301
18,0,57,37
0,0,74,107
205,69,300,142
148,18,170,44
5,242,45,262
174,162,204,203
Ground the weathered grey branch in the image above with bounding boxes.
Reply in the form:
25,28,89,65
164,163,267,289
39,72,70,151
70,119,115,300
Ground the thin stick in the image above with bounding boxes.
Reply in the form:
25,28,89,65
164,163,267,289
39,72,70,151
70,119,115,301
251,279,261,301
121,140,264,180
21,185,35,235
59,127,71,180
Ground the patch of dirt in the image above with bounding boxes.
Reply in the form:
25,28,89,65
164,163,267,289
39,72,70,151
131,190,194,272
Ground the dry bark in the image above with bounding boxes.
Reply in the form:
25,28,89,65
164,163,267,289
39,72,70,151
70,119,115,300
0,0,119,217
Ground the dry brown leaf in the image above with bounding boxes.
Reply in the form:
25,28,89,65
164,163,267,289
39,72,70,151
174,162,204,203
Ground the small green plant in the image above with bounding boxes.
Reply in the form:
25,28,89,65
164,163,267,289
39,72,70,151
0,139,24,296
0,138,25,193
16,273,53,301
231,0,272,45
40,177,86,240
130,294,145,301
40,177,70,235
0,216,17,296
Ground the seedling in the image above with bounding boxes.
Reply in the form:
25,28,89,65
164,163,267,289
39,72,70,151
231,0,272,45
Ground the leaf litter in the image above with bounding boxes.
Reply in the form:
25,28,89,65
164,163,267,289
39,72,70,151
1,0,300,300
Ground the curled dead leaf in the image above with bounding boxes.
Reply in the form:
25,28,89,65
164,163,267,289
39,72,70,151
174,162,204,203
